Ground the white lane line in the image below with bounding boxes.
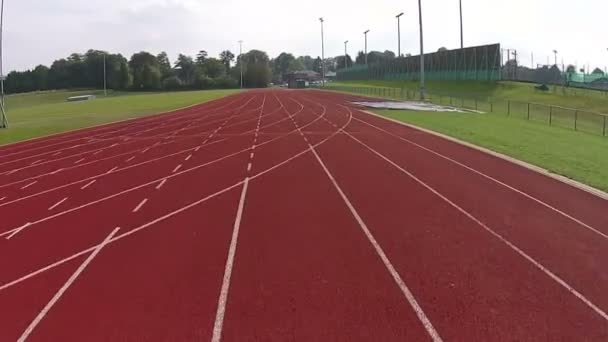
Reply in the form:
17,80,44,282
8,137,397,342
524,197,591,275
52,151,62,157
156,179,167,190
354,116,608,241
185,154,192,161
48,197,68,211
5,169,16,176
110,143,118,148
212,178,250,342
195,146,201,152
252,145,256,150
5,222,31,240
92,150,103,156
106,166,118,174
30,159,44,166
249,153,254,159
133,199,148,213
50,168,64,175
173,164,182,173
346,129,608,323
125,156,136,163
141,148,150,154
0,196,6,202
80,180,96,190
308,144,444,342
16,227,120,342
20,181,37,190
74,158,85,164
247,163,252,172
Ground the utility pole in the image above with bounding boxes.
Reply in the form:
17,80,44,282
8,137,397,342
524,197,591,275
459,0,464,49
363,30,369,65
344,40,349,69
319,18,325,86
553,50,558,67
417,0,425,100
238,40,244,88
396,12,404,57
0,0,7,129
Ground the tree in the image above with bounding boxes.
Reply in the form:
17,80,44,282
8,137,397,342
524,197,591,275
220,50,235,72
437,47,448,52
336,55,353,69
196,50,208,65
355,51,366,65
32,65,49,90
129,51,161,90
312,57,322,73
175,54,196,85
592,68,604,75
203,58,226,78
157,52,173,79
240,50,271,88
272,52,298,81
297,56,315,70
566,65,576,73
383,50,396,59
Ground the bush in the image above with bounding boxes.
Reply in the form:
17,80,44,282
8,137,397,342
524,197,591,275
162,76,183,90
194,75,215,90
214,75,238,89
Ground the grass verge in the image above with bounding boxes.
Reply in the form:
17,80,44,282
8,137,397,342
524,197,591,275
0,89,240,146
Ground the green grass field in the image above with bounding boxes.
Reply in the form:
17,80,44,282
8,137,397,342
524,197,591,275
333,80,608,114
0,89,240,146
371,109,608,192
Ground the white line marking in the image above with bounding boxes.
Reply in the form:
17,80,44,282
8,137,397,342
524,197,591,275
185,154,192,161
92,150,103,156
106,166,118,174
0,196,6,202
249,153,254,159
252,145,256,150
80,180,96,190
195,146,201,152
354,117,608,241
125,156,135,162
212,178,249,342
110,143,118,148
74,158,85,164
173,164,182,173
50,168,64,175
5,222,31,240
133,198,148,213
48,197,68,211
52,151,62,157
308,145,443,342
16,227,120,342
247,163,252,172
141,148,150,154
156,179,167,190
5,169,16,175
30,159,44,166
346,129,608,323
20,181,37,190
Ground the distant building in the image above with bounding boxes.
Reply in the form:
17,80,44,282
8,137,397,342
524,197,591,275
284,70,321,89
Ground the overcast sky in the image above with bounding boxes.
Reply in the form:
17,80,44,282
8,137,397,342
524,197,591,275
4,0,608,72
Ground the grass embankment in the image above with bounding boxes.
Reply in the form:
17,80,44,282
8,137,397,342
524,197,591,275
0,89,240,145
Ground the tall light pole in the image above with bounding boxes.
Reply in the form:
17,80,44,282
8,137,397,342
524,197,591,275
363,30,369,65
459,0,464,49
238,40,243,88
0,0,7,129
344,40,349,69
319,17,325,86
417,0,425,100
396,12,404,57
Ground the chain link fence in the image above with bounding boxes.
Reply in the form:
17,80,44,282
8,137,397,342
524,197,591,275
320,85,608,137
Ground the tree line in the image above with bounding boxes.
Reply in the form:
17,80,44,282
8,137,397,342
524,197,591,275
5,48,403,94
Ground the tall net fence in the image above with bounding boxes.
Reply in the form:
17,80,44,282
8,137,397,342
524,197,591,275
337,44,502,82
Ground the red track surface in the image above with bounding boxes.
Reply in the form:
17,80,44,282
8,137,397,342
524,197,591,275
1,89,607,341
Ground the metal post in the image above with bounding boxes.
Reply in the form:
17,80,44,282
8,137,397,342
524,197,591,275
320,18,325,87
508,100,511,115
396,12,404,57
603,115,606,136
0,0,7,129
527,102,530,120
344,40,349,69
574,110,578,130
549,106,552,125
417,0,426,100
239,42,245,88
459,0,464,49
364,30,369,65
103,53,107,97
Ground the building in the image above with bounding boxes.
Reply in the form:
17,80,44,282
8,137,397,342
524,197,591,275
284,70,321,89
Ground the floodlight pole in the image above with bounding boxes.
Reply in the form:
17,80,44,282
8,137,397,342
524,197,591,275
238,40,243,88
396,12,404,57
320,18,325,86
553,49,558,68
344,40,349,69
417,0,425,100
459,0,464,49
0,0,7,129
363,30,369,65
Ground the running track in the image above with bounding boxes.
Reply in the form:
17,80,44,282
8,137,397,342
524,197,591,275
1,89,607,341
